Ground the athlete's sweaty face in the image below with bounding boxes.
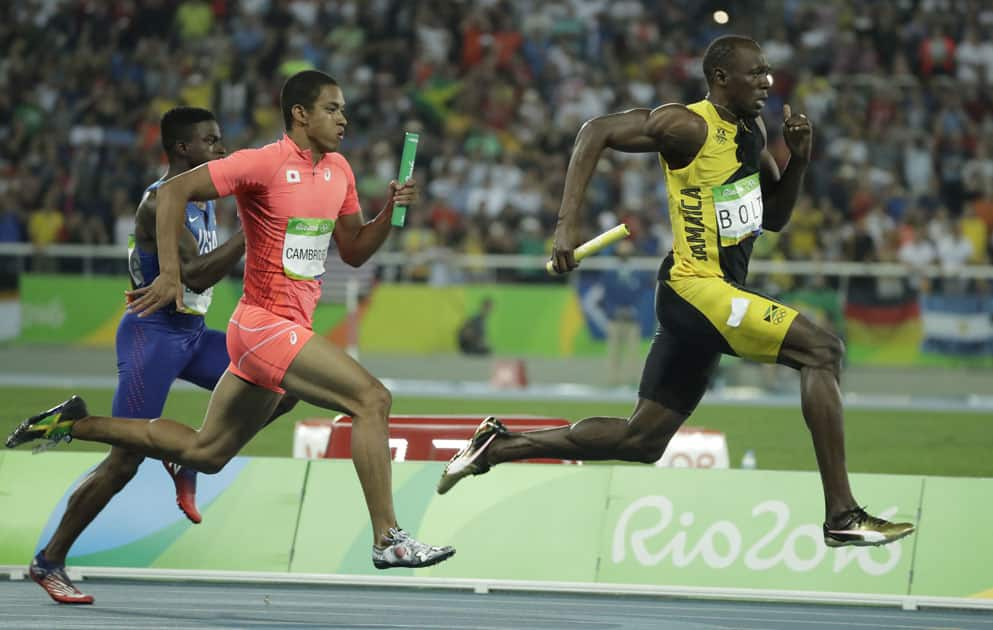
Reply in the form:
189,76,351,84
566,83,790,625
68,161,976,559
307,84,347,154
723,45,773,118
184,120,226,167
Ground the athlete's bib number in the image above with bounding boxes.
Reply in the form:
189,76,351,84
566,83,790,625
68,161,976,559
127,234,212,315
179,286,213,316
712,172,763,246
283,218,334,280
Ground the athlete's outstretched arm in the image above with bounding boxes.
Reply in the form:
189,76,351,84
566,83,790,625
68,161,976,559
178,231,245,292
134,189,245,293
761,104,812,232
333,180,417,267
127,165,221,316
551,106,706,272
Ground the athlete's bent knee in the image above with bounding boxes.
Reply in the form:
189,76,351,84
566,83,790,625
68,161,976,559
622,436,672,464
354,381,392,420
831,335,846,364
197,454,231,475
180,448,232,475
633,443,668,464
812,333,845,371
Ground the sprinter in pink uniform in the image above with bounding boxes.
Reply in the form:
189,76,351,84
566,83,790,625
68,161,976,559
7,70,454,571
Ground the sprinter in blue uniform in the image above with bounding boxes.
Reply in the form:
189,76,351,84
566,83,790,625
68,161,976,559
28,108,294,604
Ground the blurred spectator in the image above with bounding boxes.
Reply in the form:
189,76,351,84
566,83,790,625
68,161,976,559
0,194,27,243
111,187,135,247
783,195,821,259
918,26,956,78
602,240,649,386
899,223,937,294
0,0,990,283
963,140,993,198
938,219,974,269
843,216,879,294
863,204,895,252
176,0,214,42
902,134,934,199
936,219,975,294
399,210,437,282
960,204,989,264
28,190,64,249
955,28,990,84
515,215,546,281
457,296,493,356
27,190,64,271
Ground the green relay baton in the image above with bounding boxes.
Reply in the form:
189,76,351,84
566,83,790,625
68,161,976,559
391,132,419,227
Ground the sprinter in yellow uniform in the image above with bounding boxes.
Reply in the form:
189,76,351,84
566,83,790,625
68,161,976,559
439,35,914,549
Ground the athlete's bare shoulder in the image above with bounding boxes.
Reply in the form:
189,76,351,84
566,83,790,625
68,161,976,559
648,102,706,124
645,103,708,170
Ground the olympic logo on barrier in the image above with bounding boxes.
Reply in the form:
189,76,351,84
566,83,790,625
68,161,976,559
612,496,903,576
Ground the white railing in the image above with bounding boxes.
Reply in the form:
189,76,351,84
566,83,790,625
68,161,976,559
1,243,992,279
372,252,993,279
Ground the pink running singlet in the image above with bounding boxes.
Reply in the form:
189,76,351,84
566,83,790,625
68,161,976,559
207,135,361,391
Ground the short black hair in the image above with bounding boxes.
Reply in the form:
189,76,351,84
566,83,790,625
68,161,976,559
281,70,338,130
702,35,760,85
160,107,216,154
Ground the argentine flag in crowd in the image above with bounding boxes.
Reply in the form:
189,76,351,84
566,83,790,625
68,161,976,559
921,295,993,357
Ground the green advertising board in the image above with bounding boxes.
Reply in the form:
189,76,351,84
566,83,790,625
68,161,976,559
0,452,306,573
17,275,345,347
1,453,990,600
0,451,106,565
16,275,598,356
597,468,919,594
358,284,597,356
147,457,307,572
16,274,988,366
912,476,993,598
290,460,608,581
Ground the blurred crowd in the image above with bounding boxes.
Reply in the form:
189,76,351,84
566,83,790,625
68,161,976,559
2,0,993,284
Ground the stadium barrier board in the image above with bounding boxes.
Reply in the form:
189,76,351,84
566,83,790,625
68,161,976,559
18,273,990,365
1,451,989,598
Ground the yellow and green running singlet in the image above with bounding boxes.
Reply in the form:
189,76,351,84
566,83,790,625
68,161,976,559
661,99,766,286
657,100,798,363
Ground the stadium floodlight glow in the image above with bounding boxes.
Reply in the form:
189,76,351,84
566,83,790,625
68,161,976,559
713,10,729,24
